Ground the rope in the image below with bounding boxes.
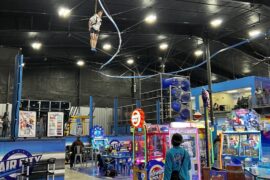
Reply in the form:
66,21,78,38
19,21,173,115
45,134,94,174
95,0,97,13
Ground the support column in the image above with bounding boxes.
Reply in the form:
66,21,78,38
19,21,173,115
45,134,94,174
113,97,118,135
89,96,94,133
11,49,24,138
204,37,214,125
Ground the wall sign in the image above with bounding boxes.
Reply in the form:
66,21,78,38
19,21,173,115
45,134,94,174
18,111,36,137
0,149,42,180
47,112,64,137
131,109,145,128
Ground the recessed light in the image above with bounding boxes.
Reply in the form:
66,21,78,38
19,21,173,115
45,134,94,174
194,49,203,57
127,58,134,65
157,35,166,40
58,7,71,18
28,32,38,37
159,43,168,50
31,42,42,50
210,18,223,28
243,67,251,73
211,75,217,81
77,60,85,66
145,14,157,24
248,29,262,38
102,43,112,50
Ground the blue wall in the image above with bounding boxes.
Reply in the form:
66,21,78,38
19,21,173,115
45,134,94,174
191,76,256,111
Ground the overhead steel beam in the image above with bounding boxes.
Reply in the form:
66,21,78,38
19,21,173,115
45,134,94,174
221,0,270,7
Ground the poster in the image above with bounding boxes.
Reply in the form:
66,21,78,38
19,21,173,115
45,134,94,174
47,112,64,137
19,111,36,137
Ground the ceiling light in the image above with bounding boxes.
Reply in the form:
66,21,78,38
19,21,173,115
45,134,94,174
28,32,38,37
76,60,85,66
157,35,166,40
248,29,262,38
197,38,203,45
22,63,25,67
99,34,109,40
102,43,112,50
31,42,42,50
145,14,157,24
58,7,71,18
226,90,238,94
127,58,134,65
194,49,203,57
243,67,251,73
210,18,223,28
211,75,217,81
159,43,168,50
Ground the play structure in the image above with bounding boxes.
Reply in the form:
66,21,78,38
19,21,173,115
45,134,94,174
131,108,169,180
219,109,262,168
170,122,202,180
90,125,109,150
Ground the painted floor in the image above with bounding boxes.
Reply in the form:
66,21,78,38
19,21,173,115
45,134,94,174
65,165,132,180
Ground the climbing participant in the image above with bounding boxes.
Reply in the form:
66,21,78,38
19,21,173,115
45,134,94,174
88,10,103,52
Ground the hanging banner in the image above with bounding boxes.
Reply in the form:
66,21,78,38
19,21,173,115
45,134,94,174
47,112,64,137
18,111,36,137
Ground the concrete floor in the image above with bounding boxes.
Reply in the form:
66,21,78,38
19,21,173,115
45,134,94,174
65,165,132,180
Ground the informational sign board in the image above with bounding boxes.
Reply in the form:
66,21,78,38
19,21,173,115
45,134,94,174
47,112,64,137
18,111,36,137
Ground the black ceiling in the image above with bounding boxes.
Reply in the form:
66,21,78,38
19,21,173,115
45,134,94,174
0,0,270,86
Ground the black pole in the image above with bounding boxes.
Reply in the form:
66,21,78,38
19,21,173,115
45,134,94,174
204,37,214,126
203,104,210,167
203,37,213,167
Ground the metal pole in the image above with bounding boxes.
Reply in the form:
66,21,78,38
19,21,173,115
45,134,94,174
113,97,118,135
156,100,160,124
204,37,214,125
11,49,23,138
204,37,213,167
203,105,210,167
89,96,94,133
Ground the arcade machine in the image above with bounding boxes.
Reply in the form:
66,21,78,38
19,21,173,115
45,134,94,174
131,108,169,180
90,125,109,151
219,109,262,168
170,122,202,180
109,138,132,155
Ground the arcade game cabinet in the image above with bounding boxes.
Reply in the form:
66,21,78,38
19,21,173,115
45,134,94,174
90,125,109,151
131,109,169,180
220,109,261,168
170,122,202,180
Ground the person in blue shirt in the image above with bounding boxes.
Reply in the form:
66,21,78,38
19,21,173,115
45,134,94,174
164,133,191,180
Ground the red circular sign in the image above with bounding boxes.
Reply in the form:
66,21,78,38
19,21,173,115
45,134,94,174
131,108,145,128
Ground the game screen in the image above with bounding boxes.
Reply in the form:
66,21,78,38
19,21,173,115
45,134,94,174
239,134,260,158
181,135,196,158
94,139,107,150
223,134,239,155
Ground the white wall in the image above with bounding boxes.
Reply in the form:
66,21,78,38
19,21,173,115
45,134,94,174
78,106,113,135
0,103,12,120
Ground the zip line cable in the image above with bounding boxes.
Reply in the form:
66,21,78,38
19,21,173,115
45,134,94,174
98,0,122,70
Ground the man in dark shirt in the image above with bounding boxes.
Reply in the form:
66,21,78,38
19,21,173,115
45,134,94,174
70,136,84,168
